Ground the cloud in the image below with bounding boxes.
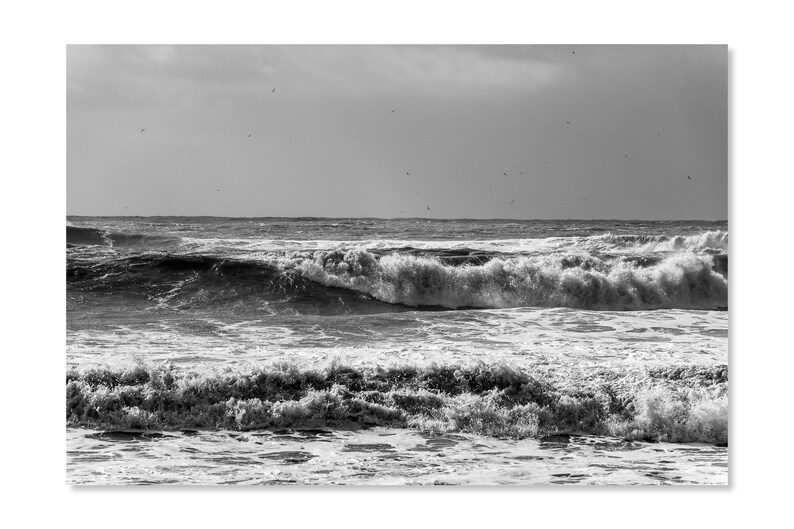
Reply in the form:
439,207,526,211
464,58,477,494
68,45,567,107
277,45,567,96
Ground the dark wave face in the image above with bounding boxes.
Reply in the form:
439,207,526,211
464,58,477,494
67,251,403,315
67,225,179,250
67,226,108,246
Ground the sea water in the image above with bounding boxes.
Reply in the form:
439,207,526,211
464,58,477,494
66,217,728,485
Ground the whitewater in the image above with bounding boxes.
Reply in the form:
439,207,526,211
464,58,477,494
66,217,728,485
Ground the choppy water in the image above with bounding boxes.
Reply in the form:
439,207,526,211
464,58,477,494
66,217,728,485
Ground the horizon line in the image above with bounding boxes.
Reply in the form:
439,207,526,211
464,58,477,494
66,214,728,222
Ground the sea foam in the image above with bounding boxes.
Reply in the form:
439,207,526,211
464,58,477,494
291,249,728,310
66,361,728,444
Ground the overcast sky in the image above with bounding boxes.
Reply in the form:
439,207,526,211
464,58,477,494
67,45,726,219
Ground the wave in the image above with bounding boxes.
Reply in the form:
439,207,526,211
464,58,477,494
66,361,728,445
67,253,401,315
67,226,108,246
67,226,179,249
290,249,728,310
595,230,728,253
67,247,728,312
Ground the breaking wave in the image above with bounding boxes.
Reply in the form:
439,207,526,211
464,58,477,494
67,248,728,312
66,361,728,445
290,249,728,310
595,230,728,253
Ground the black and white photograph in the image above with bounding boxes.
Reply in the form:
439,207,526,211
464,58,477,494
65,44,728,486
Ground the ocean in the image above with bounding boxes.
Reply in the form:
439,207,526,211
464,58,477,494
66,217,728,485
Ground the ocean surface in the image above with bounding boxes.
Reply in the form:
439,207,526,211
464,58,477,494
66,217,728,485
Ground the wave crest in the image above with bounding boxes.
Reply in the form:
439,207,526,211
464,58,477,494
293,249,728,310
595,230,728,253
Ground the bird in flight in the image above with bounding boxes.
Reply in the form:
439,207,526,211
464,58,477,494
566,121,571,125
140,129,145,133
687,175,692,180
624,154,630,159
248,133,252,139
390,109,396,113
216,189,220,192
510,200,515,205
272,88,276,92
406,172,410,176
519,171,524,175
503,172,508,176
427,205,430,211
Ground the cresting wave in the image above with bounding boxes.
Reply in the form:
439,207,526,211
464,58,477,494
293,249,727,310
595,230,728,253
66,361,728,445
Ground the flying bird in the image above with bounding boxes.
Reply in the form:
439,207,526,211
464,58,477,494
503,172,507,176
390,109,396,113
140,129,145,133
427,205,430,211
566,121,571,125
248,133,252,138
510,200,515,205
406,172,410,176
624,154,630,159
687,175,692,180
272,88,276,93
519,171,524,175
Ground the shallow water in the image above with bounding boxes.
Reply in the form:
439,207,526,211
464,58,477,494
67,427,727,486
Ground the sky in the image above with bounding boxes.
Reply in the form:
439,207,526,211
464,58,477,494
67,45,727,219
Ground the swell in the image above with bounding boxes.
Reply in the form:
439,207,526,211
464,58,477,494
66,361,728,445
67,226,178,249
